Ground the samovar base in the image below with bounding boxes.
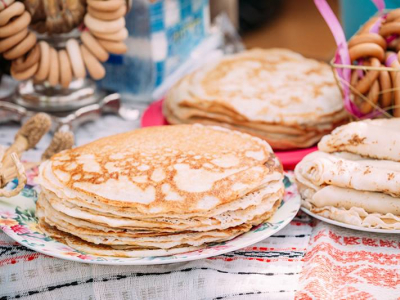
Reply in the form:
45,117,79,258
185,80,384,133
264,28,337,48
13,78,104,113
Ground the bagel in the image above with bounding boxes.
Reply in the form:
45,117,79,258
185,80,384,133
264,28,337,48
88,5,126,21
3,31,36,60
380,22,400,37
80,31,109,62
80,44,105,80
379,69,392,108
66,38,86,79
385,52,400,117
357,80,380,114
91,27,128,41
58,50,73,88
348,33,387,50
11,61,38,80
0,28,28,53
386,9,400,23
349,43,385,62
87,0,124,12
97,39,127,54
0,11,31,38
47,47,59,86
11,43,40,72
34,41,50,81
84,14,125,34
354,57,381,94
0,2,25,26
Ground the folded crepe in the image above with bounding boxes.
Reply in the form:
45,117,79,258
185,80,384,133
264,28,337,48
319,118,400,161
295,119,400,230
38,124,285,257
164,48,348,150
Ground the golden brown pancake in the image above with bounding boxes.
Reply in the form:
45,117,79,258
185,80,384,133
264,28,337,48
164,48,348,150
38,124,285,257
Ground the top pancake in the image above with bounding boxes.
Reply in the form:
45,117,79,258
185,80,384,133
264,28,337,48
40,124,282,215
165,48,344,126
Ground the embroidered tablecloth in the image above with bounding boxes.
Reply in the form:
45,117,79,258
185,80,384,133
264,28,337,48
0,115,399,300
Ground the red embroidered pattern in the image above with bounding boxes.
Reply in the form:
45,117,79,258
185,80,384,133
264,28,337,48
0,253,42,266
296,224,400,300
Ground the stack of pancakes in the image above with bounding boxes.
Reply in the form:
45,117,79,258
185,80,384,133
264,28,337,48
164,48,348,150
37,124,284,257
295,119,400,230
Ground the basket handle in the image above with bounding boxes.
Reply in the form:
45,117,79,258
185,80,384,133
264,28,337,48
314,0,386,118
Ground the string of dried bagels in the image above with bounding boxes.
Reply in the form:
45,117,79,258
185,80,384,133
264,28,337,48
0,0,128,87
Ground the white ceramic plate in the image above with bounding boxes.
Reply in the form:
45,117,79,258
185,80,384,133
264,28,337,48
301,207,400,234
0,174,301,265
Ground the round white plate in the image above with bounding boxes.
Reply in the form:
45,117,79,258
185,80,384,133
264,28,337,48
0,175,300,265
301,207,400,234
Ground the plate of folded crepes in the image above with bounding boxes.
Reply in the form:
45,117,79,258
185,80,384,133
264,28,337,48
295,118,400,233
0,124,301,265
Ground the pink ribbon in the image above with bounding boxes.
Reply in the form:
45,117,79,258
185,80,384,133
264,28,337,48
369,1,385,34
386,34,398,43
314,0,358,116
386,53,398,67
371,0,386,11
314,0,388,118
369,17,384,33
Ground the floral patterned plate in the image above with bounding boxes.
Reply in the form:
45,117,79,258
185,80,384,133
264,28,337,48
0,173,300,265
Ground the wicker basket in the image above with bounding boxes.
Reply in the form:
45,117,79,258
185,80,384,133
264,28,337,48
315,0,400,119
331,60,400,119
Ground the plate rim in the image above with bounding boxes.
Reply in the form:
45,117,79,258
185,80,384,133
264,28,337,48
300,207,400,234
1,190,301,266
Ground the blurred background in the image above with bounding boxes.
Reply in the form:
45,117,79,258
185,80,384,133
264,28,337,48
212,0,400,61
212,0,339,61
2,0,400,106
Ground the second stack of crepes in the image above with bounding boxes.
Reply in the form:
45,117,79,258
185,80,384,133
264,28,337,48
164,48,348,150
295,118,400,229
